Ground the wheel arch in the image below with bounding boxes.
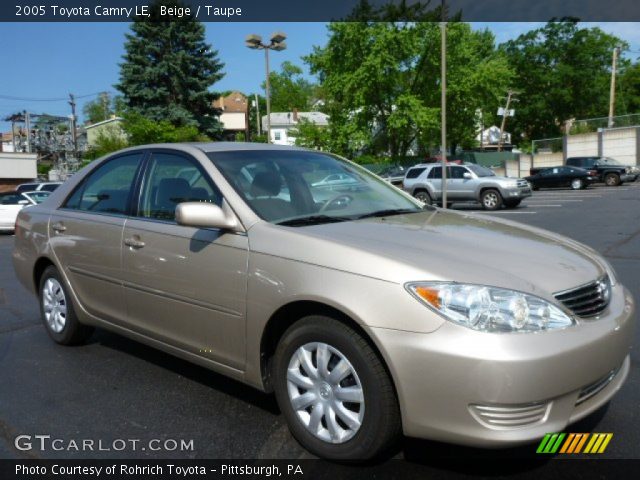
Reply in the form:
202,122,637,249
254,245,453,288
259,300,400,404
33,256,56,292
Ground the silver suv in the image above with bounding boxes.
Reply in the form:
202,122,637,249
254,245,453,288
403,163,532,210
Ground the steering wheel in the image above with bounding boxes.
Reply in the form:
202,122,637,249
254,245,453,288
319,194,353,213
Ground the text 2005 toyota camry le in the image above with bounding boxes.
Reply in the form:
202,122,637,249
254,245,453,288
13,143,635,460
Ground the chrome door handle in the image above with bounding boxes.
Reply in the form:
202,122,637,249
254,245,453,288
52,222,66,233
124,237,145,248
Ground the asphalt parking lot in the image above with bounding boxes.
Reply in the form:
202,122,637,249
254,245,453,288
0,182,638,469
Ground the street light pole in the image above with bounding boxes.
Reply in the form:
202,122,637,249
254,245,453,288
264,47,272,143
246,32,287,145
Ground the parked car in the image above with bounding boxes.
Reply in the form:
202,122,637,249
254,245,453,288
565,157,636,186
377,165,406,187
525,166,599,190
0,191,49,232
16,181,62,193
403,163,532,210
13,143,634,461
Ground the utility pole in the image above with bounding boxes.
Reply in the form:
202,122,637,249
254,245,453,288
24,110,31,153
608,46,621,128
264,47,272,143
440,0,448,208
69,93,78,162
498,90,518,152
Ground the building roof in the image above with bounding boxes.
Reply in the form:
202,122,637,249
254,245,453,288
84,117,124,130
213,91,248,113
262,111,329,127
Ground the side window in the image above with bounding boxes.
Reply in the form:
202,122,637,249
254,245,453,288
138,152,222,222
405,167,426,179
64,154,142,215
428,167,442,179
274,131,281,141
1,194,23,205
450,166,466,179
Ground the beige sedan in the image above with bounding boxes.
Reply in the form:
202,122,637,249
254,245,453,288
13,143,635,460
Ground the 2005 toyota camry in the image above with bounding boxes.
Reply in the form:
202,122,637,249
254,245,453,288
13,143,635,460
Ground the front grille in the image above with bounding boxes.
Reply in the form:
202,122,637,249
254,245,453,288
517,179,529,188
554,275,611,318
576,366,620,406
469,402,549,428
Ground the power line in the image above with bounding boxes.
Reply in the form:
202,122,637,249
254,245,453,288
0,91,113,102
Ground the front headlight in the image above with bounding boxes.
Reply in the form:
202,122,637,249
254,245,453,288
406,282,574,333
504,180,519,188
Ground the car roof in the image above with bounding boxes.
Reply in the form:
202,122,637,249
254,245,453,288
188,142,309,153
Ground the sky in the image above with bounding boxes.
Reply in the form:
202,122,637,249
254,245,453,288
1,21,639,132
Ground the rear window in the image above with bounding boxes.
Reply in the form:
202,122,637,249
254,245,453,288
405,167,426,179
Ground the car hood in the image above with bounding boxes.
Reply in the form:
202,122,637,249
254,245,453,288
249,209,606,300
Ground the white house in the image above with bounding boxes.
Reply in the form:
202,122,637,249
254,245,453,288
0,152,37,192
261,111,329,145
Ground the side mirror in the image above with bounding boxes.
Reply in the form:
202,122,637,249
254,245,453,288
463,172,472,179
175,202,240,231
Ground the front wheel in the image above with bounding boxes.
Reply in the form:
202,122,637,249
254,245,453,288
273,316,401,461
481,189,503,211
571,178,584,190
39,266,94,345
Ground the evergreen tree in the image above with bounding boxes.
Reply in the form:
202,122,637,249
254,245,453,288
116,0,225,139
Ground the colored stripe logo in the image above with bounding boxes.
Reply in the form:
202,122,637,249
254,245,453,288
537,433,613,454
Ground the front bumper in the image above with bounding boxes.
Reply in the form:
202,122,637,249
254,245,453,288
502,186,532,199
368,283,635,447
621,174,636,182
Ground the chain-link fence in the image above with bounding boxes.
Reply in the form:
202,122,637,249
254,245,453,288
569,113,640,135
532,137,563,154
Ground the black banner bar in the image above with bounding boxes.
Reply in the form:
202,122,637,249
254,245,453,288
2,1,640,22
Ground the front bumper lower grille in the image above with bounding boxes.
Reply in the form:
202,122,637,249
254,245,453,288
554,275,611,318
469,402,549,428
576,366,620,406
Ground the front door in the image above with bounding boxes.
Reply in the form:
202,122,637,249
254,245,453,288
48,152,145,323
122,150,248,370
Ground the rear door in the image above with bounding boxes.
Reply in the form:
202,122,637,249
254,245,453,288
48,152,145,324
121,150,249,370
426,166,443,200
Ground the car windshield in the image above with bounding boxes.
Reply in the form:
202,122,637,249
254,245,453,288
23,191,51,204
466,164,495,177
600,157,622,165
208,150,423,225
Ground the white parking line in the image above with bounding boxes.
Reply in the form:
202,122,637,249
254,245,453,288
523,204,562,207
527,199,583,202
477,210,537,214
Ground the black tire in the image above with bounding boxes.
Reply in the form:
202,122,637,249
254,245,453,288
413,189,432,205
38,266,94,345
273,316,401,461
480,189,503,211
604,173,621,187
571,178,584,190
503,199,521,208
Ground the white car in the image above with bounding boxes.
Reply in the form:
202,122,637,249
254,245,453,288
0,191,50,232
16,181,62,193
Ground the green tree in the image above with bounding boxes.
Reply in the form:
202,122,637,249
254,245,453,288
619,61,640,115
122,112,205,145
501,21,628,141
292,118,333,150
306,22,512,157
264,61,317,112
116,0,225,138
82,92,126,125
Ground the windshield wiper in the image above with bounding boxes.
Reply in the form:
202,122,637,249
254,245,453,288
356,208,419,219
277,215,350,227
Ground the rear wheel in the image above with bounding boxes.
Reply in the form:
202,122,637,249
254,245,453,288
413,189,432,205
571,178,584,190
39,266,94,345
273,316,401,461
604,173,621,186
481,189,503,211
